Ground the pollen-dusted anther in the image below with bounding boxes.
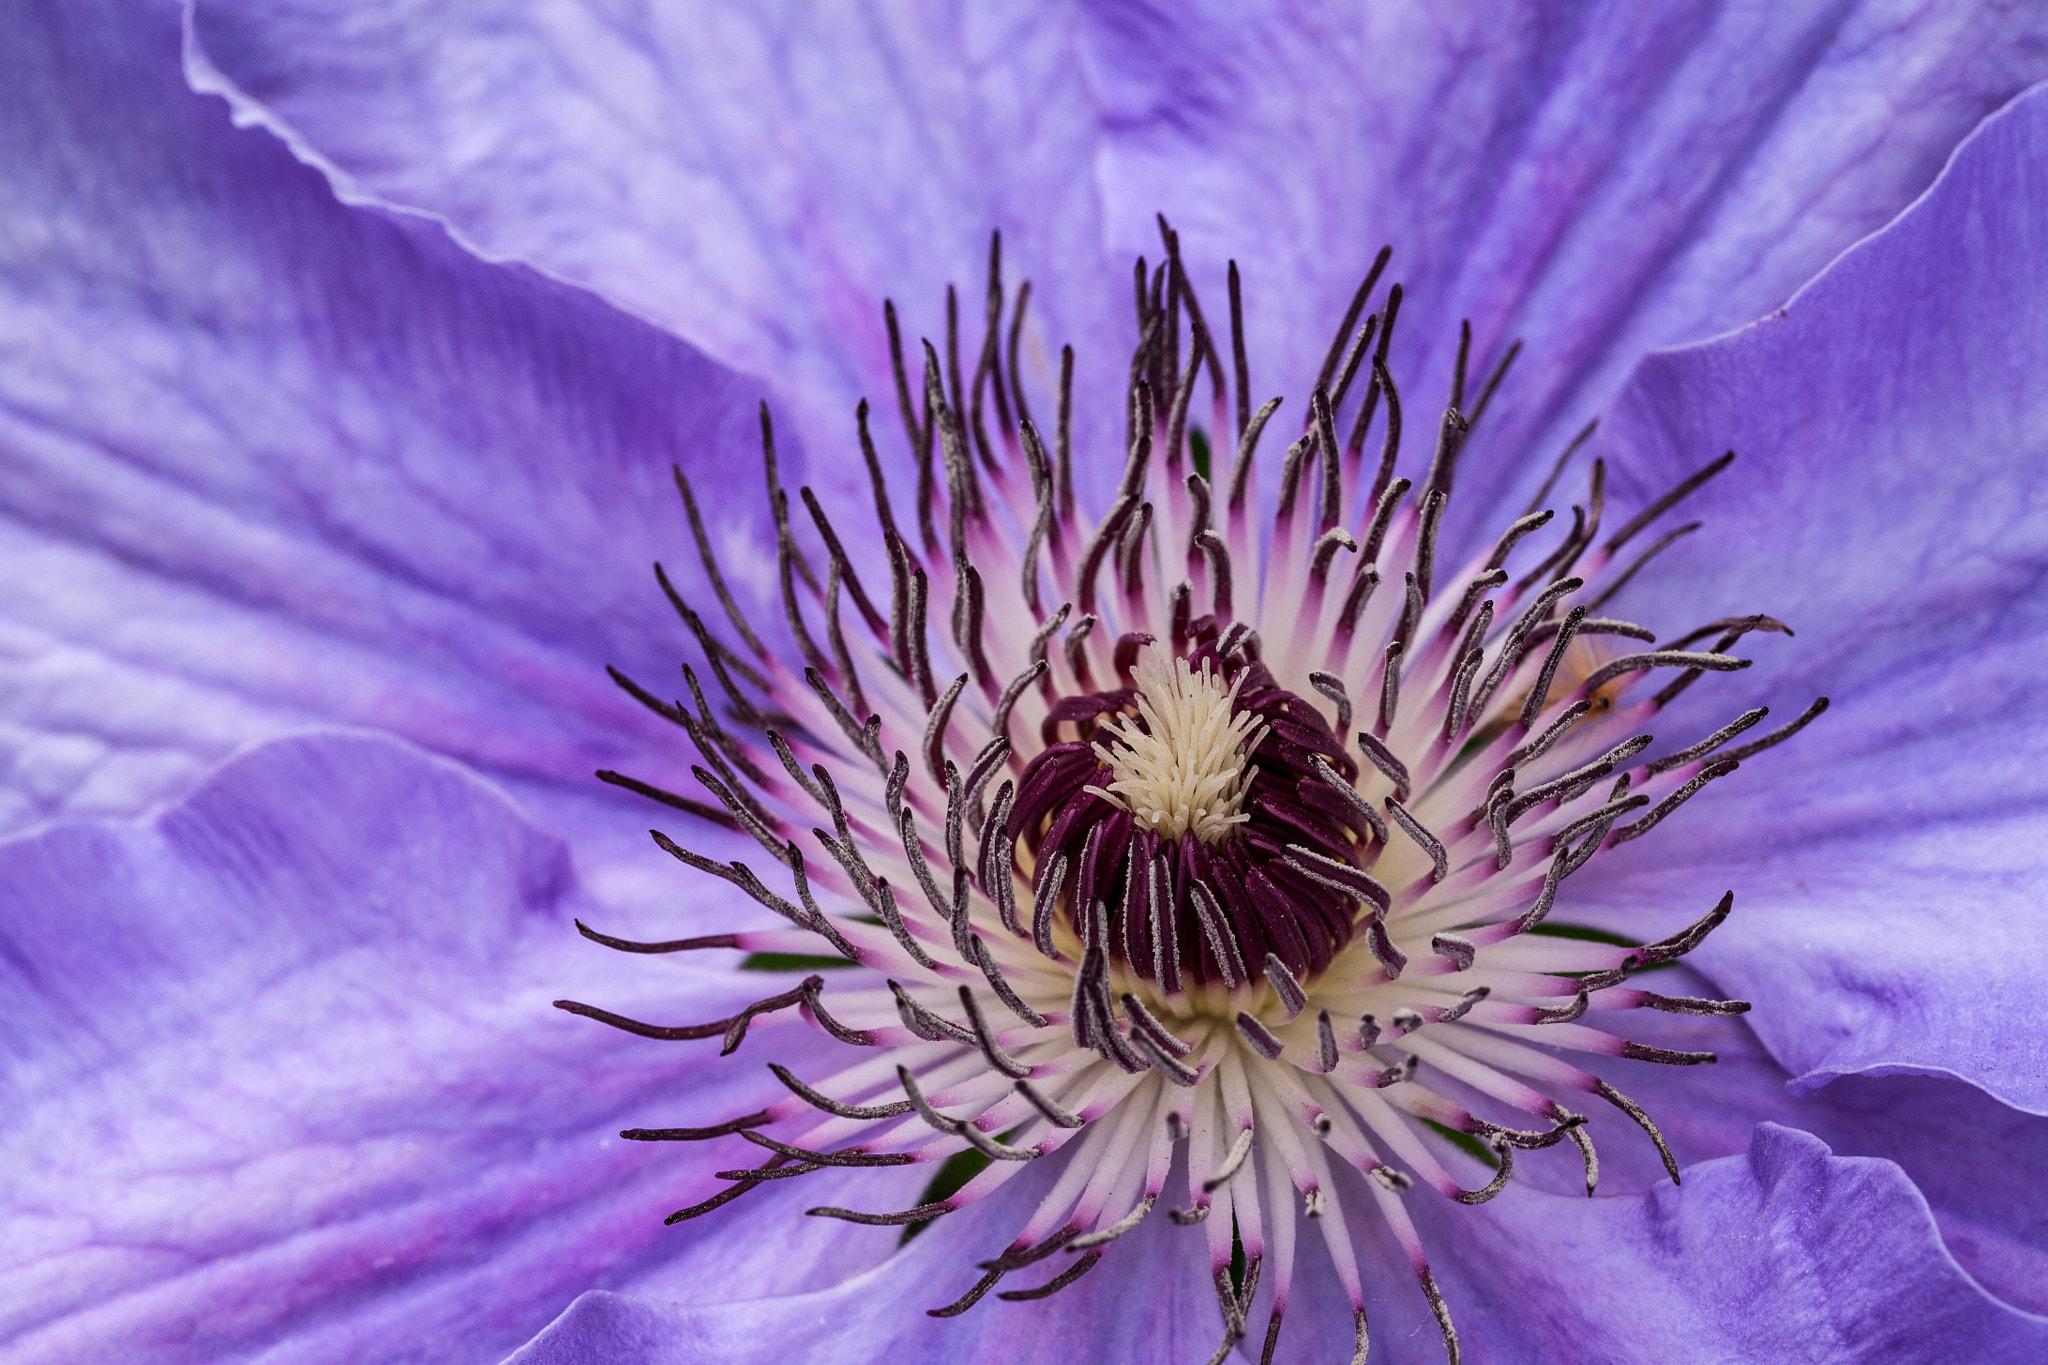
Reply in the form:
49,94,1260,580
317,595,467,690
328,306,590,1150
566,233,1824,1365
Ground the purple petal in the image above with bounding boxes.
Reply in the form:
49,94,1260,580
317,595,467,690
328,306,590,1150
0,2,787,910
507,1115,2048,1365
189,2,2048,550
1574,83,2048,1113
186,0,1133,508
1078,1,2048,551
0,731,917,1365
1481,971,2048,1318
1392,1123,2048,1364
505,1158,1218,1365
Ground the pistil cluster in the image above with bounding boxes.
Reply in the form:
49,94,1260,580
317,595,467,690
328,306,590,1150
557,224,1825,1365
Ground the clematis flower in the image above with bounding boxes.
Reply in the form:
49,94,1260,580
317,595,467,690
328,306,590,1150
3,3,2047,1364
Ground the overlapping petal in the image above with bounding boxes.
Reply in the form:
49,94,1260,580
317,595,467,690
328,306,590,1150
184,1,2048,552
499,1120,2048,1364
184,0,1130,508
504,1163,1216,1365
1078,0,2048,553
1582,80,2048,1114
1497,977,2048,1318
0,3,2042,1364
0,731,922,1365
0,1,778,912
1406,1124,2048,1365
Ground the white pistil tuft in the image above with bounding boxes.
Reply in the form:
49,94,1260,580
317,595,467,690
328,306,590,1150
1084,646,1268,844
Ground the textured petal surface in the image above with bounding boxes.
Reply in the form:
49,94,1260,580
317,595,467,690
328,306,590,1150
0,731,920,1365
1080,0,2048,552
1577,81,2048,1113
1401,1124,2048,1365
186,0,1129,509
504,1118,2048,1365
0,1,779,912
505,1159,1218,1365
186,1,2048,551
1493,979,2048,1319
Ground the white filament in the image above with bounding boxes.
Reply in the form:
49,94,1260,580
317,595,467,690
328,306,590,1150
1085,646,1268,844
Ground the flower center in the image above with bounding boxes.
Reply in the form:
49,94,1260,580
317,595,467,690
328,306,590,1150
1086,646,1262,844
558,225,1828,1365
1012,625,1366,991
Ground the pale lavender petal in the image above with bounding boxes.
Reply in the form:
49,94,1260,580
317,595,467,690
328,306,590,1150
0,2,782,912
0,731,914,1365
1080,0,2048,551
186,0,1131,508
1574,83,2048,1112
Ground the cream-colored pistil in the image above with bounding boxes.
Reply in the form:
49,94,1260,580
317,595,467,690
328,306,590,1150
1085,646,1268,844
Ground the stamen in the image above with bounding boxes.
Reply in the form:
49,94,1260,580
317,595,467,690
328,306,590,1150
1265,953,1309,1019
1647,707,1768,775
928,1268,1005,1319
1236,1012,1286,1060
1435,987,1489,1024
1580,649,1751,694
966,933,1048,1031
959,984,1033,1079
1607,757,1740,845
574,920,739,955
1385,799,1448,882
1466,338,1522,431
1519,604,1588,726
1603,450,1736,555
1365,918,1407,977
897,1065,1041,1161
1190,882,1247,988
593,767,734,827
1307,670,1352,739
1418,1267,1461,1365
1430,933,1476,971
667,1156,803,1224
1448,1140,1515,1205
1014,1078,1087,1129
1586,521,1700,611
891,979,974,1045
808,1200,952,1228
1314,249,1390,396
1414,488,1447,601
1228,260,1250,440
1205,1127,1257,1192
1228,397,1285,515
1719,696,1830,763
997,1251,1104,1300
619,1110,770,1142
1618,1042,1718,1066
800,973,876,1047
1031,852,1069,961
1595,1080,1683,1185
873,878,938,970
552,977,814,1054
1317,1010,1340,1073
1365,353,1403,506
672,466,769,659
768,1065,915,1121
